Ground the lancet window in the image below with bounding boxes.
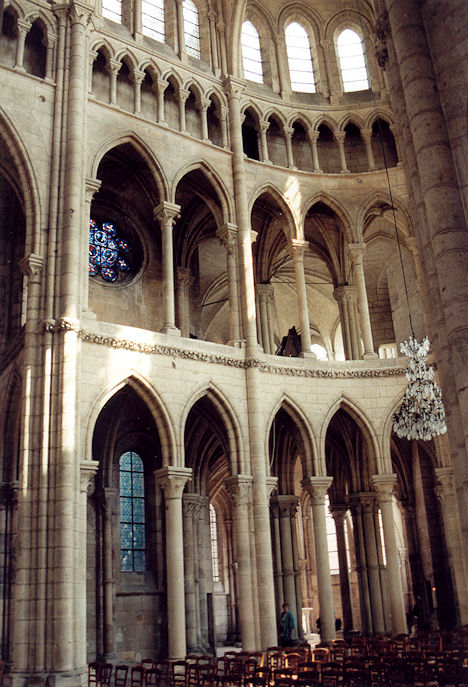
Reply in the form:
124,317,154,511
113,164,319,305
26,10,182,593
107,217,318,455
183,0,200,59
119,451,146,572
285,22,316,92
336,28,369,92
142,0,165,41
241,21,263,83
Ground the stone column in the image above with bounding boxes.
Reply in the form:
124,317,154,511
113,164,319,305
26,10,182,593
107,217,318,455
225,476,256,651
334,132,349,173
157,78,168,123
207,11,219,72
361,128,376,171
154,202,181,336
108,59,120,105
270,502,284,627
266,288,276,355
14,20,29,70
274,496,299,624
256,284,274,354
348,243,377,358
178,88,189,132
103,488,116,660
333,286,360,360
220,106,229,148
44,34,56,82
389,124,402,164
330,505,354,632
284,127,296,169
290,503,304,639
83,178,102,309
289,240,313,355
176,267,192,338
372,475,407,633
133,68,145,115
259,121,270,163
307,130,322,172
155,466,192,659
217,223,242,344
275,34,290,97
200,97,210,140
434,466,468,623
347,496,372,633
183,494,198,651
217,19,227,76
360,493,385,634
302,477,336,643
175,0,185,58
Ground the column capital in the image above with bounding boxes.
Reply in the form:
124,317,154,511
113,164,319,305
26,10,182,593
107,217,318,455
108,59,121,75
256,282,275,301
357,491,378,514
225,475,253,507
371,474,397,502
80,460,99,493
19,253,45,281
334,132,346,144
85,176,102,202
200,96,211,112
347,241,366,264
302,476,333,505
272,494,300,517
155,466,192,498
288,239,309,259
177,266,193,291
217,222,238,249
333,284,357,303
329,502,348,520
434,466,455,501
183,492,205,517
360,128,373,142
16,19,31,34
259,120,270,133
307,129,319,143
250,230,258,244
178,88,190,104
154,201,181,225
132,68,146,85
157,78,169,92
223,76,246,100
284,126,294,139
265,476,278,498
68,1,94,27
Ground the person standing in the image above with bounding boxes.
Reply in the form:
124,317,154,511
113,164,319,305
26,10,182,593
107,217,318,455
279,602,295,646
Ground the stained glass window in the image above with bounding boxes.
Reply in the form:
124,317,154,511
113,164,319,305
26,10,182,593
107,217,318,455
241,21,263,83
337,29,369,92
183,0,200,59
89,219,131,283
119,451,146,572
285,22,316,93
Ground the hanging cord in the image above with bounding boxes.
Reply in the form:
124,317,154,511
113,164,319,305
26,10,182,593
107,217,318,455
355,0,415,338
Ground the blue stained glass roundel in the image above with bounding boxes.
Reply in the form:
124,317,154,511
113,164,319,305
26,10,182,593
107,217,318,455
89,218,132,282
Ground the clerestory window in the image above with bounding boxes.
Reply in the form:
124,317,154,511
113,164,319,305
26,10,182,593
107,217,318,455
89,219,131,283
119,451,146,572
183,0,200,59
102,0,122,23
241,21,263,83
285,22,316,93
337,28,369,92
142,0,165,42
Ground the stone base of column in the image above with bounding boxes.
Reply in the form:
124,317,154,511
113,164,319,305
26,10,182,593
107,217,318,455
363,351,378,359
300,351,317,360
160,324,181,336
7,672,87,687
227,339,245,348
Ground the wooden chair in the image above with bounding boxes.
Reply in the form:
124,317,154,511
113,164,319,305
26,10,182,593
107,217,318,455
89,663,100,687
171,661,187,687
145,670,162,687
131,667,146,687
101,665,113,687
311,648,329,664
115,666,129,687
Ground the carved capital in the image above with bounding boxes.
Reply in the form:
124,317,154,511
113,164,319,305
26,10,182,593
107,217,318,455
347,241,366,265
272,494,300,518
157,78,169,93
80,460,99,493
371,474,397,503
334,132,346,145
177,266,193,292
265,476,278,499
302,476,333,505
178,88,190,104
307,130,319,143
217,222,238,251
154,202,181,227
288,239,308,260
223,76,246,101
225,475,253,507
183,492,204,518
360,128,373,143
68,2,93,29
434,467,455,502
333,285,357,303
16,19,31,36
85,177,102,203
259,120,270,133
132,68,146,85
155,466,192,498
359,491,378,513
19,253,44,280
256,283,274,302
108,59,121,75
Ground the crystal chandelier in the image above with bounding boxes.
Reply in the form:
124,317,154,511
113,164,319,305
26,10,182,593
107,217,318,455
393,336,447,441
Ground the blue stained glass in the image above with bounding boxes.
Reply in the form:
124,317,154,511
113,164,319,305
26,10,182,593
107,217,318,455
131,453,144,471
120,452,132,470
89,218,132,282
120,497,132,520
133,550,146,571
120,472,132,496
133,524,146,548
132,473,144,497
121,550,133,571
120,523,133,547
132,498,145,523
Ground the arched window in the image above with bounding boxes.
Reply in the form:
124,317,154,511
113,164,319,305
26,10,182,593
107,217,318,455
119,451,146,571
285,22,315,93
102,0,121,23
142,0,164,42
241,21,263,84
89,219,131,283
336,28,369,92
183,0,200,59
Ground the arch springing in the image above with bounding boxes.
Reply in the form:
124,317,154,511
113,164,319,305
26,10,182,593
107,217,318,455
241,21,263,84
142,0,165,42
337,28,369,92
119,451,146,571
285,22,315,93
183,0,200,59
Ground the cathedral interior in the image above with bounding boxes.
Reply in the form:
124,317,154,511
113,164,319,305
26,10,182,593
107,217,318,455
0,0,467,682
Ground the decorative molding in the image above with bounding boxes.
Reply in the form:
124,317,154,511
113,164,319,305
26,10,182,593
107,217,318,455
68,325,407,378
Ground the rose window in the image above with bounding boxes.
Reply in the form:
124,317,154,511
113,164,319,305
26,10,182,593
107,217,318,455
89,219,131,282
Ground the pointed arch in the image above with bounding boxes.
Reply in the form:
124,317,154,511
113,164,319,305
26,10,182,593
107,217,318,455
114,49,138,70
23,10,57,37
264,108,288,130
320,394,382,475
180,380,246,476
90,38,115,61
138,59,161,80
0,106,41,255
182,79,204,106
240,100,263,123
357,190,413,242
84,372,177,467
249,182,298,239
311,114,338,133
288,113,313,130
265,393,318,477
161,69,184,89
366,109,394,129
302,191,355,242
171,159,234,224
89,131,169,201
338,113,366,132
